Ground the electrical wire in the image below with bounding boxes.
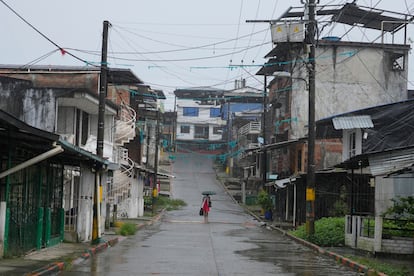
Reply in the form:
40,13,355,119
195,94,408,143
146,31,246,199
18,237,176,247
111,24,269,54
0,0,96,67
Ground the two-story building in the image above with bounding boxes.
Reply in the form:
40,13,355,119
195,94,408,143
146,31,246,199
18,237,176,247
0,65,146,246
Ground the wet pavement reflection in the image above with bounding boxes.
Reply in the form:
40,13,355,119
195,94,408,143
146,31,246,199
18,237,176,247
62,154,359,275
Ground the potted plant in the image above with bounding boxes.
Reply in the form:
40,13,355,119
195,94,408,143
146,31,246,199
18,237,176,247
257,189,273,220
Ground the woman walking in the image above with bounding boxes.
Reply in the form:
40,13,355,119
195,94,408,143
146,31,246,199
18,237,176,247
201,195,211,223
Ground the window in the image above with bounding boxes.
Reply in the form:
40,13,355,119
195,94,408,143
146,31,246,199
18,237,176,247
348,131,356,158
81,111,89,146
194,125,209,139
343,129,362,161
390,52,405,71
180,125,190,133
210,108,220,118
213,127,222,135
297,149,302,172
183,107,199,117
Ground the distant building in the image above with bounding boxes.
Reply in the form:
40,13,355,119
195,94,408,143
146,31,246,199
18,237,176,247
173,88,226,151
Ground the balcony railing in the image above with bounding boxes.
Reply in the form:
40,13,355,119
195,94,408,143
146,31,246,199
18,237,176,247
238,122,261,136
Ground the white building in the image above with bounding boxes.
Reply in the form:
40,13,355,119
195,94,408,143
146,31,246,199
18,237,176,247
174,88,226,145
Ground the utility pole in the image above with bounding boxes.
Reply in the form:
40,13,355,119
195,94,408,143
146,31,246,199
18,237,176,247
151,105,160,214
93,20,110,243
153,109,160,199
305,0,317,236
262,75,267,186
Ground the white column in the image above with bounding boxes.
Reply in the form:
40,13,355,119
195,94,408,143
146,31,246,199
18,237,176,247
0,202,6,257
374,216,383,252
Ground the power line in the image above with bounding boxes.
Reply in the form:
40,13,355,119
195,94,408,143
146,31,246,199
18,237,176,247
0,0,94,67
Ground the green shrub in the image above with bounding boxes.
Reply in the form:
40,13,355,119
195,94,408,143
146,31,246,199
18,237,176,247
256,189,272,211
290,217,345,246
119,222,137,236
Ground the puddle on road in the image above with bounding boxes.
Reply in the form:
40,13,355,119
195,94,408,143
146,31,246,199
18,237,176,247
228,228,359,275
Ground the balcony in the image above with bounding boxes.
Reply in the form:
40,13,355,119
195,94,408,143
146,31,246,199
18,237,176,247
238,122,261,136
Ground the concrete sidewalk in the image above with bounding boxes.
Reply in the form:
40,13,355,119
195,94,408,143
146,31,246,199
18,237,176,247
0,215,163,276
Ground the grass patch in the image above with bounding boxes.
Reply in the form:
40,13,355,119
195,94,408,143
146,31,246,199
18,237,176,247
118,222,137,236
154,196,187,211
347,256,411,276
290,217,345,246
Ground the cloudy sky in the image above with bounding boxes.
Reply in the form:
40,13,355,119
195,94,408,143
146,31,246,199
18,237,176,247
1,0,413,110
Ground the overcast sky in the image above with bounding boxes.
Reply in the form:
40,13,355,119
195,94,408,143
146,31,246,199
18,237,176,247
1,0,413,110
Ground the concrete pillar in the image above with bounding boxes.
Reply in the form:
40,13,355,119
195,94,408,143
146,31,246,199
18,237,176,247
0,202,6,257
374,216,383,252
137,179,144,217
352,216,359,249
129,177,138,218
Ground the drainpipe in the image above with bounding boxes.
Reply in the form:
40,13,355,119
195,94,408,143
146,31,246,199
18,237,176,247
0,144,63,179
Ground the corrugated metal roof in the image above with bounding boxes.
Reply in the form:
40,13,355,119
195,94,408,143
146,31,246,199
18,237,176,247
369,147,414,176
332,115,373,130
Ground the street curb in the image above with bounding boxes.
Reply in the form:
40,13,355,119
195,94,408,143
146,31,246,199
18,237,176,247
25,209,166,276
243,202,387,276
25,237,120,276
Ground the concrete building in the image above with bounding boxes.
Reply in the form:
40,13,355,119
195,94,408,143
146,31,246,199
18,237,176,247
174,88,226,151
0,65,145,243
252,3,412,225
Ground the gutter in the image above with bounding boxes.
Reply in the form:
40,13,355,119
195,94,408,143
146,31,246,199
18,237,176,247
0,144,63,179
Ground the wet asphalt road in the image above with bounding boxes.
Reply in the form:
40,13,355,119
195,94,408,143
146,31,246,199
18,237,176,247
63,153,359,275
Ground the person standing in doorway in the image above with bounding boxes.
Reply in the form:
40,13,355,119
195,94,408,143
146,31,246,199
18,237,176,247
202,195,211,223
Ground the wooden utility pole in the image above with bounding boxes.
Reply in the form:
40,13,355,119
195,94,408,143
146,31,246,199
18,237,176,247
154,109,160,197
262,75,267,186
305,0,316,236
93,20,110,243
97,21,109,158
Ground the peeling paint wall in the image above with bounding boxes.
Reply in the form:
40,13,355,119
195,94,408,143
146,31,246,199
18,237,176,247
0,77,59,132
22,88,56,132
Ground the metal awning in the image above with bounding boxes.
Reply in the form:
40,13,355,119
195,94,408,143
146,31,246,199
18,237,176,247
369,147,414,176
332,115,374,130
265,177,297,188
385,164,414,178
58,139,110,167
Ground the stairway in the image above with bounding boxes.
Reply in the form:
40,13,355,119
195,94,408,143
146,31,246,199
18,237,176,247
115,103,136,146
107,147,135,207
